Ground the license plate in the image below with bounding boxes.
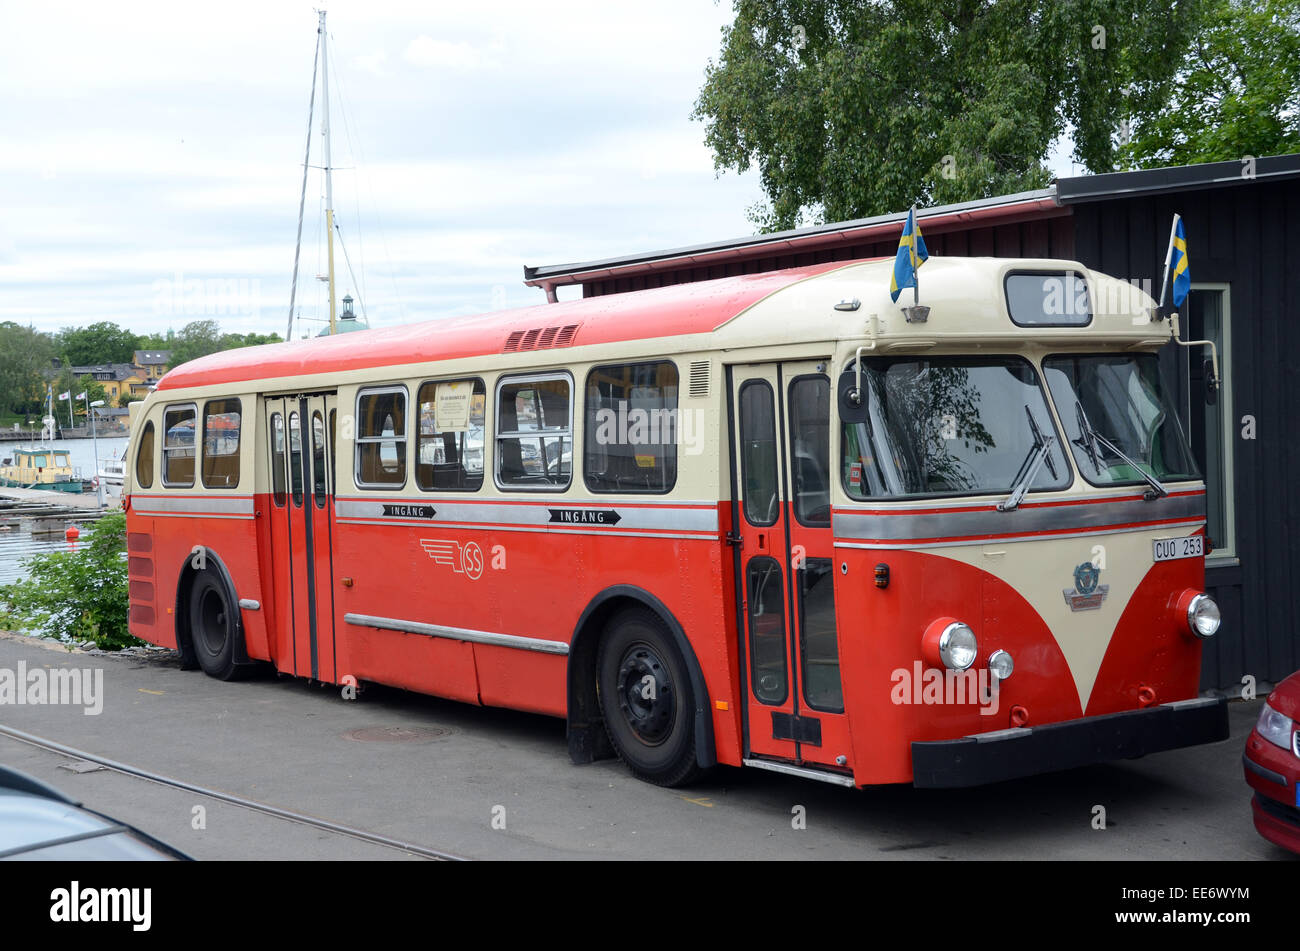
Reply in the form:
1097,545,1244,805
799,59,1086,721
1153,535,1204,562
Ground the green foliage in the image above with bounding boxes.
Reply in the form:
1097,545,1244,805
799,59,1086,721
0,512,138,650
694,0,1209,230
118,391,145,408
1118,0,1300,168
0,322,57,417
76,374,108,407
59,321,140,366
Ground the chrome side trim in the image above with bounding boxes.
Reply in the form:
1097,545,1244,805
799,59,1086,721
344,613,569,655
238,599,260,611
834,492,1205,543
130,495,255,517
334,498,718,532
742,757,856,787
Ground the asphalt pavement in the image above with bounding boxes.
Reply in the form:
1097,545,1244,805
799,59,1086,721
0,631,1292,860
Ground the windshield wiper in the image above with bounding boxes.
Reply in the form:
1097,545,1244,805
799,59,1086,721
998,406,1057,512
1073,400,1167,501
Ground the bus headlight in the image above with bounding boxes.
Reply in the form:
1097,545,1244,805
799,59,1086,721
922,618,978,671
1187,594,1221,638
988,649,1014,681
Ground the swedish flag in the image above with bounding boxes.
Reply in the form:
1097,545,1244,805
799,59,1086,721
1170,216,1190,308
890,206,929,303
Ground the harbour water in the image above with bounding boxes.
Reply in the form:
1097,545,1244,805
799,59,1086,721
0,435,128,585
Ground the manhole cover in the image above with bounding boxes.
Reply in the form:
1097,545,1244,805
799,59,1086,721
341,726,451,743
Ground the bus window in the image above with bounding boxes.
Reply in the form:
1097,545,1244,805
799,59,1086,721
289,412,303,506
747,557,788,704
355,387,407,488
739,381,778,526
201,398,241,489
135,422,155,489
416,378,485,491
329,409,337,496
496,374,571,490
788,375,830,525
799,559,843,712
270,413,286,507
162,405,196,487
584,361,678,494
312,411,327,507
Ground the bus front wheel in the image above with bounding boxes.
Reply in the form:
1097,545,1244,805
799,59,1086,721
189,570,243,681
597,608,699,787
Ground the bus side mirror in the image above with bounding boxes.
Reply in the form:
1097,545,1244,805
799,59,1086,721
838,369,868,424
1204,359,1218,406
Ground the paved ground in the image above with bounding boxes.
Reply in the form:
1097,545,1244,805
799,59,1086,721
0,632,1293,861
0,487,108,510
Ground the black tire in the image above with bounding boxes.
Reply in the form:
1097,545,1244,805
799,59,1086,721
596,607,701,787
189,570,244,681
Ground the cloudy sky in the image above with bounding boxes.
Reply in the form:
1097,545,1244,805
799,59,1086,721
1,1,1079,339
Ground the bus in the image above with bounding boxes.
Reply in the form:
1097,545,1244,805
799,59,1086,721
123,255,1229,789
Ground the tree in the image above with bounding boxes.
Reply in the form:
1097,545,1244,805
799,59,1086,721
694,0,1209,231
169,319,224,367
118,391,145,409
1118,0,1300,168
75,375,108,408
0,322,56,417
59,321,139,366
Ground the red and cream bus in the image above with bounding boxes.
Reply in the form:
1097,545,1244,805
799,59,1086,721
123,256,1228,788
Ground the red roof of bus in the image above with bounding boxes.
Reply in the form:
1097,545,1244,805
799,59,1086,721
156,262,851,391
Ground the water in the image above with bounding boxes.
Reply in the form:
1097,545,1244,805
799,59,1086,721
0,436,128,585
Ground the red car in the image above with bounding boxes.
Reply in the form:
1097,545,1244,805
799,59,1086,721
1243,670,1300,854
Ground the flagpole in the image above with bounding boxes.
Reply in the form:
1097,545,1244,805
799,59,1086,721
911,205,919,306
1157,213,1179,310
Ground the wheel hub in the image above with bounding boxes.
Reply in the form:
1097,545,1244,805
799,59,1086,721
616,645,674,745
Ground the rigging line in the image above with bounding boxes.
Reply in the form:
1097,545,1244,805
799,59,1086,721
327,31,403,321
333,220,367,320
326,35,368,315
287,24,323,343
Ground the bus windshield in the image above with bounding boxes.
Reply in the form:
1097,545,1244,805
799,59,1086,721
1043,353,1199,487
841,356,1070,499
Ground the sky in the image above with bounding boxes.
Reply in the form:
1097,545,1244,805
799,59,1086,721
0,1,1079,340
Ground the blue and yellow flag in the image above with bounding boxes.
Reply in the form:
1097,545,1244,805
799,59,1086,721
889,206,929,303
1170,216,1190,308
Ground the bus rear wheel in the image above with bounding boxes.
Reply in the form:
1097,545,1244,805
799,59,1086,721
597,608,700,787
189,570,244,681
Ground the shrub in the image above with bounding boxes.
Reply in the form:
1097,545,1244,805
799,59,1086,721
0,511,139,650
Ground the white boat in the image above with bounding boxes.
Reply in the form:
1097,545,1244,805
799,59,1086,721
97,458,125,487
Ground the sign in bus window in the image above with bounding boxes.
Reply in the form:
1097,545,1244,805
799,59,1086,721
355,387,407,488
162,405,196,487
135,421,155,490
416,379,485,491
201,398,241,489
584,361,678,494
496,375,571,489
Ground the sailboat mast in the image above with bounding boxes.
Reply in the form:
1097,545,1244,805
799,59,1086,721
320,9,338,336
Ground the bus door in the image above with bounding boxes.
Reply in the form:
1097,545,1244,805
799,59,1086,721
264,393,339,683
729,362,853,774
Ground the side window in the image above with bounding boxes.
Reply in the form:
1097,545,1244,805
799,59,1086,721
355,387,407,488
312,411,327,507
201,398,241,489
162,405,196,487
270,413,286,507
496,374,571,490
416,378,485,491
788,376,831,525
289,412,303,507
584,361,678,494
135,421,155,489
739,382,778,526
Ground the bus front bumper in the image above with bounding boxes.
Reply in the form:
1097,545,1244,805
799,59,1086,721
910,697,1229,789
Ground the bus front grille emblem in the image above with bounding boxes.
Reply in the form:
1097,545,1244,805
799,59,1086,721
1063,562,1109,612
